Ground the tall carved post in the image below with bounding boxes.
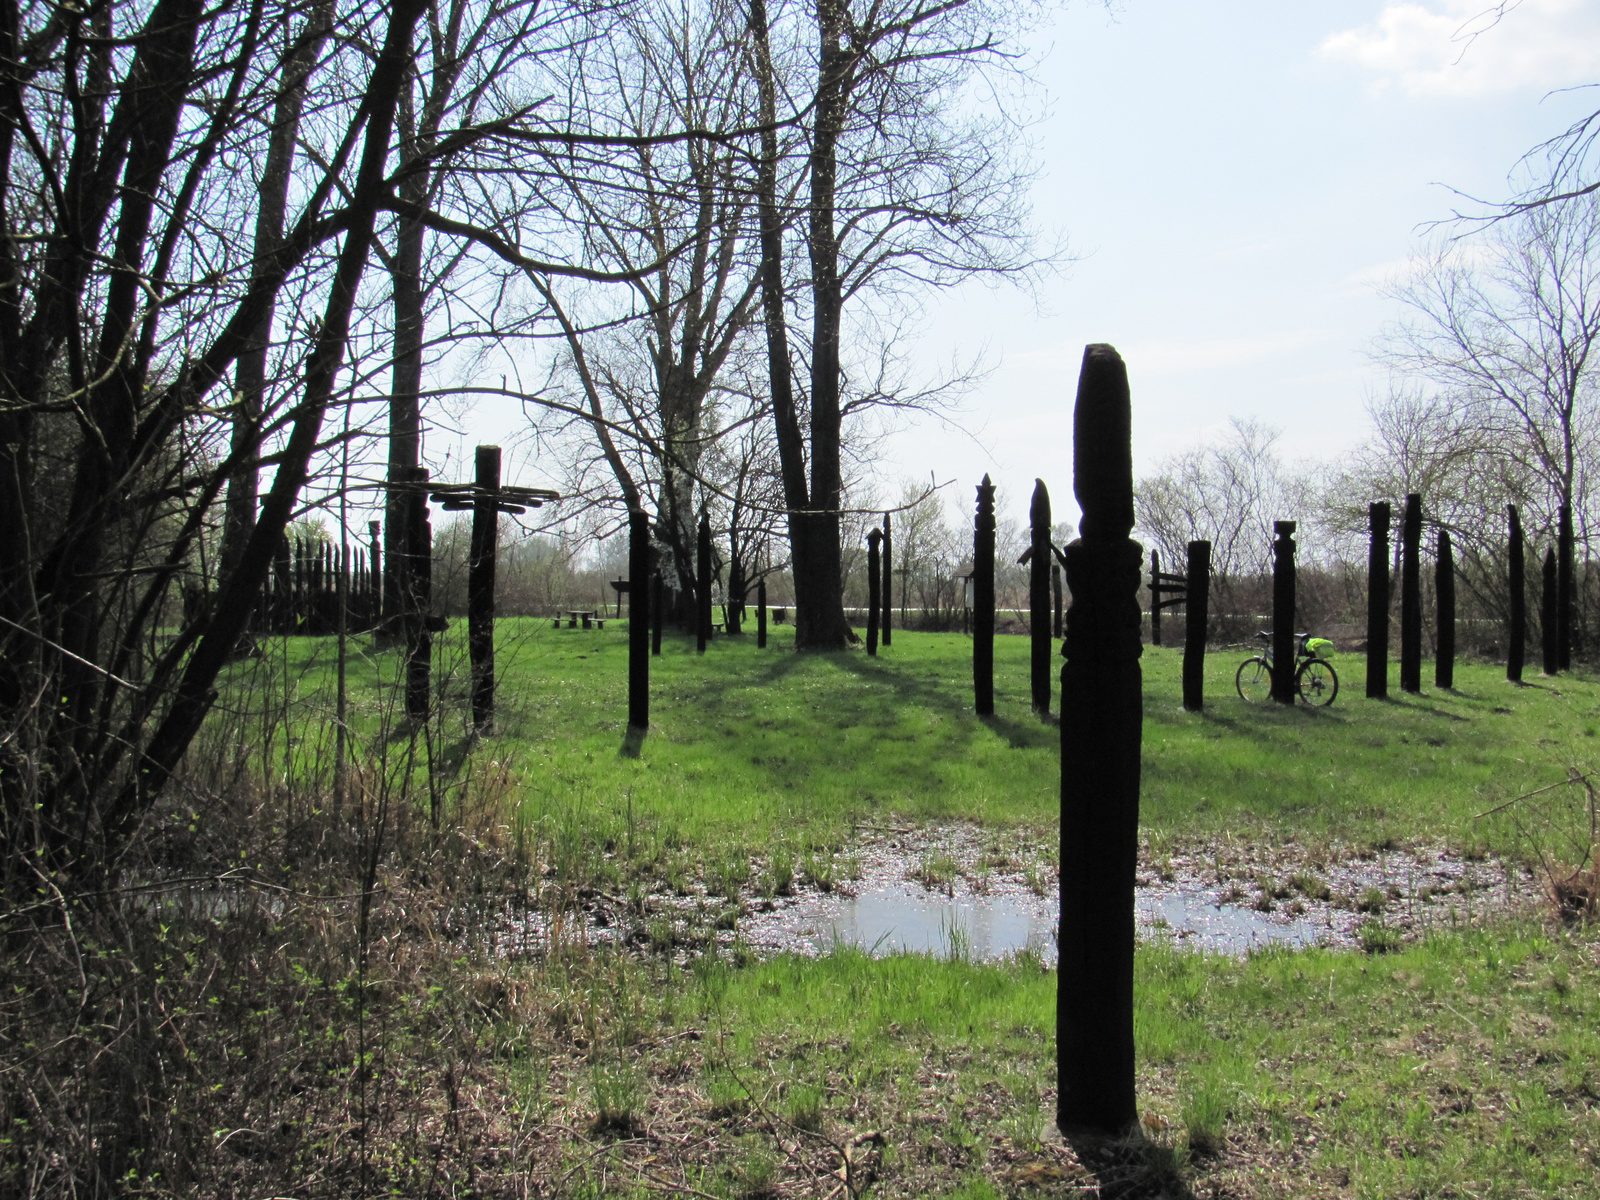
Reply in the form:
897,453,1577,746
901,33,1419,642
1030,479,1052,713
468,446,500,733
697,509,712,655
628,509,650,730
881,511,892,647
1058,343,1143,1135
1183,539,1211,712
1543,547,1559,675
973,475,996,715
1400,493,1422,693
1558,503,1574,669
757,578,768,648
866,528,882,656
367,521,382,630
1052,561,1064,639
1436,528,1455,690
650,571,664,657
1366,501,1391,699
1507,505,1525,683
1149,549,1162,647
404,467,432,721
1271,521,1297,705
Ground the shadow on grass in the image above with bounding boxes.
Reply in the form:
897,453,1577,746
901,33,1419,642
619,724,646,759
1053,1126,1198,1200
1372,694,1473,722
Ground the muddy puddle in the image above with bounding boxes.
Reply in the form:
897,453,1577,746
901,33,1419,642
491,823,1544,962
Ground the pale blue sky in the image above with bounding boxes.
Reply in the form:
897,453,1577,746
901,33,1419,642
890,0,1600,524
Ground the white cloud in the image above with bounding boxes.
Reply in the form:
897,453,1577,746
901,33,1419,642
1319,0,1600,97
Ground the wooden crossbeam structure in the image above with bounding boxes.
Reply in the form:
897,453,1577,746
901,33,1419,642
1148,549,1187,646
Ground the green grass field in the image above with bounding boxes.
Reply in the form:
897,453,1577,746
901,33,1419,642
209,621,1600,1198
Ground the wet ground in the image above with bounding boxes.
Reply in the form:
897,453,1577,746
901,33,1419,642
491,822,1546,962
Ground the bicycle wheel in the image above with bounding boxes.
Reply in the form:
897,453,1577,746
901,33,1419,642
1235,657,1273,702
1295,658,1338,706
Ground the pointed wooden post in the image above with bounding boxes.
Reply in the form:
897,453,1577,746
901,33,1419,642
468,446,501,733
1182,539,1211,712
757,578,768,648
1400,493,1422,693
973,475,996,715
697,509,712,654
1058,343,1143,1136
866,528,882,656
1508,506,1525,683
628,508,650,730
1436,528,1455,690
1271,521,1297,704
1030,479,1052,713
1543,547,1559,675
1149,549,1162,647
1366,502,1391,699
881,511,893,647
1559,503,1574,669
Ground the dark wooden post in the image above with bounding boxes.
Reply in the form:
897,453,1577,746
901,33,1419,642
1508,505,1525,683
1030,480,1053,712
866,528,882,656
628,508,649,729
757,578,768,648
973,474,996,715
405,467,432,721
1543,547,1559,675
1058,343,1143,1135
468,446,500,733
1149,549,1161,647
1400,492,1422,693
367,521,382,629
650,571,664,657
881,511,893,647
1052,561,1063,638
1559,503,1574,669
1436,528,1455,690
1271,521,1297,704
1366,501,1391,699
1183,539,1211,711
697,509,712,654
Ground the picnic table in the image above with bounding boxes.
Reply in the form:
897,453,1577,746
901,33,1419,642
557,609,602,629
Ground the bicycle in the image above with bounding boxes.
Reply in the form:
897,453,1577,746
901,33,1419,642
1235,632,1339,706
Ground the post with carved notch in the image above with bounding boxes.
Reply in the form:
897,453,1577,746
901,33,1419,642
866,528,882,656
1183,539,1211,711
1543,547,1559,675
1030,479,1052,713
973,475,996,715
1436,528,1455,690
881,511,893,647
1058,344,1143,1135
1271,521,1297,704
628,508,650,730
1400,493,1422,693
1507,506,1525,683
1366,501,1391,699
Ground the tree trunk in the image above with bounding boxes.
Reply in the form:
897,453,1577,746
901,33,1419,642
1543,546,1559,675
1508,505,1525,683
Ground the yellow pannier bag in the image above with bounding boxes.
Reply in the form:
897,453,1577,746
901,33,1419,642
1305,637,1336,660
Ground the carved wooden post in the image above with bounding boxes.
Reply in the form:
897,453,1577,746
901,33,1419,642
1508,505,1525,683
1366,501,1391,699
1271,521,1297,704
757,578,768,648
1058,343,1143,1135
1400,493,1422,693
973,475,996,715
1543,547,1559,675
1052,561,1064,639
1183,539,1211,712
881,511,893,647
1559,503,1574,669
650,571,664,657
367,521,382,631
697,509,712,655
468,446,500,732
1436,528,1455,690
866,528,882,656
1149,549,1161,647
1030,479,1052,713
628,509,650,729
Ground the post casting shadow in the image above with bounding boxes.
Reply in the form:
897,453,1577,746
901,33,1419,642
619,724,646,759
1047,1124,1199,1200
